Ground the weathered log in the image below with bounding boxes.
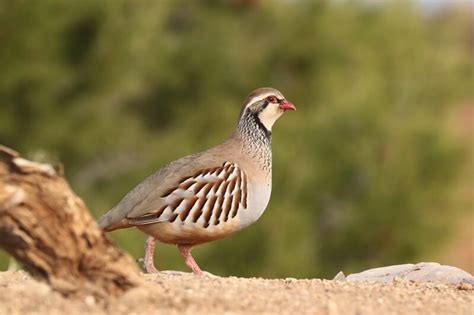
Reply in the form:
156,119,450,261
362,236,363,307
0,145,142,300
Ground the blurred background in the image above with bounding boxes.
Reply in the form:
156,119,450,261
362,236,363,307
0,0,472,279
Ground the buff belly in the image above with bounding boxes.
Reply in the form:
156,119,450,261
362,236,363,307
137,217,241,245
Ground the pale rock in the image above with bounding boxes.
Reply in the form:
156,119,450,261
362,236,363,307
346,262,474,284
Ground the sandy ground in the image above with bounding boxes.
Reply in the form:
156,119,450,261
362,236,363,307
0,271,472,315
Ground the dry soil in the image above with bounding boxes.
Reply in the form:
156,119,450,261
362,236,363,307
0,271,472,314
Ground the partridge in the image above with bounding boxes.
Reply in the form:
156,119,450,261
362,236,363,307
98,87,295,275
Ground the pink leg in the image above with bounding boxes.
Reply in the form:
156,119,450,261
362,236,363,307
144,236,159,273
178,245,203,275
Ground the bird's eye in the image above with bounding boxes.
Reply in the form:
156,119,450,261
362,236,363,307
266,96,278,103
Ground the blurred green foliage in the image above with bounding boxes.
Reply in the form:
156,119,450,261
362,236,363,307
0,0,472,278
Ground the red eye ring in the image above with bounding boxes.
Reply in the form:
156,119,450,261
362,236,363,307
266,96,278,103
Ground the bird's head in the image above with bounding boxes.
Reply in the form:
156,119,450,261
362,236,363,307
238,87,296,132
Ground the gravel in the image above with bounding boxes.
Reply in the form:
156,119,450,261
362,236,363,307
0,271,472,314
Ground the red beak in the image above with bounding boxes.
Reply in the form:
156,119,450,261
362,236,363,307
279,100,296,111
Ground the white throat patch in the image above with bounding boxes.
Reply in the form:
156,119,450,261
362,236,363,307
258,105,283,131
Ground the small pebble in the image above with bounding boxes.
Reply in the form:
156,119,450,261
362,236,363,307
393,276,404,283
457,282,473,291
84,295,95,306
333,271,346,281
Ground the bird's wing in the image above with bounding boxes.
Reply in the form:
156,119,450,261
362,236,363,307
97,142,250,230
127,160,249,227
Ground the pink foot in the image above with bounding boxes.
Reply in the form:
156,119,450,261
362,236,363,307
144,236,160,273
178,245,203,275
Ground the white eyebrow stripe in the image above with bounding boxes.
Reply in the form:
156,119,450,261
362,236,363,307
246,92,277,107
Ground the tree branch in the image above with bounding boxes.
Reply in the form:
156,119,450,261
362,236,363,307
0,145,142,300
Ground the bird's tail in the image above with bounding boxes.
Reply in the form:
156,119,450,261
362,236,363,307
97,206,131,231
